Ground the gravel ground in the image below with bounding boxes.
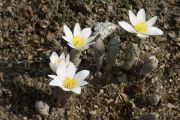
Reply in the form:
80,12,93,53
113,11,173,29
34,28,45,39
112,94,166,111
0,0,179,120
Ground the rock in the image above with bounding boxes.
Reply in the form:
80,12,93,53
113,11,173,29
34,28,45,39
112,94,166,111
93,22,117,40
168,31,176,38
84,4,92,13
149,94,160,105
46,31,56,41
122,43,141,71
139,56,158,77
107,4,116,16
22,5,34,18
104,84,119,96
139,113,159,120
35,101,49,116
90,110,97,116
22,116,28,120
105,98,114,105
117,73,128,83
167,103,176,109
39,20,50,29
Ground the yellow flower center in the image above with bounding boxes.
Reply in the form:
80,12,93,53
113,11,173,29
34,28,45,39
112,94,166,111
63,77,76,89
52,59,61,64
134,21,148,33
71,35,85,47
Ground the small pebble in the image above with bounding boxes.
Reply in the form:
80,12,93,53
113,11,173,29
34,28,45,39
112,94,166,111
149,94,160,105
35,101,49,116
139,113,159,120
168,31,176,38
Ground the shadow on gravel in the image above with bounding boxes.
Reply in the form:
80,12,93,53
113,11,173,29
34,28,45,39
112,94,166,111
0,60,51,78
0,62,52,119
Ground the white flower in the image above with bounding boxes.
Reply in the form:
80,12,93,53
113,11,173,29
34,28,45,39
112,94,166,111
119,8,163,38
62,23,96,51
49,51,69,73
49,61,89,94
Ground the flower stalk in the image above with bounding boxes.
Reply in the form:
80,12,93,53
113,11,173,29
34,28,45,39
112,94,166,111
70,49,82,67
52,87,72,107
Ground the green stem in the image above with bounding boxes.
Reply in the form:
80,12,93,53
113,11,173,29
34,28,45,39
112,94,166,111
138,38,145,50
70,49,82,66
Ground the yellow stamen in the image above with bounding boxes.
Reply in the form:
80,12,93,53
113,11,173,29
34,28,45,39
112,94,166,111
63,77,76,89
134,21,148,33
71,35,85,47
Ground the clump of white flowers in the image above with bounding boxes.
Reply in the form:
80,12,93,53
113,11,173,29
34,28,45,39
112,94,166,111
45,8,163,107
119,8,163,38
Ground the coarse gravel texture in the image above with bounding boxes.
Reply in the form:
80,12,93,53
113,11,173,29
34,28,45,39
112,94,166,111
0,0,179,120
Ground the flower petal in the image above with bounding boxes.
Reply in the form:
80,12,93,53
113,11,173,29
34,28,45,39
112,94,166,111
59,52,65,60
49,79,62,87
67,43,75,49
146,16,157,26
51,51,58,57
71,87,81,94
74,70,90,86
137,33,149,38
64,25,73,39
137,8,146,22
74,23,81,36
81,28,91,40
79,81,88,86
66,62,76,78
129,10,137,26
62,36,72,44
145,27,163,35
56,60,67,78
86,35,96,44
50,52,59,61
119,22,136,33
48,75,59,79
77,42,95,51
49,63,58,73
61,86,71,91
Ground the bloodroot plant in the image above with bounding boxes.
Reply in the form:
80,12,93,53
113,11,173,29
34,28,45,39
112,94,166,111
62,23,96,66
48,60,89,106
118,8,162,80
